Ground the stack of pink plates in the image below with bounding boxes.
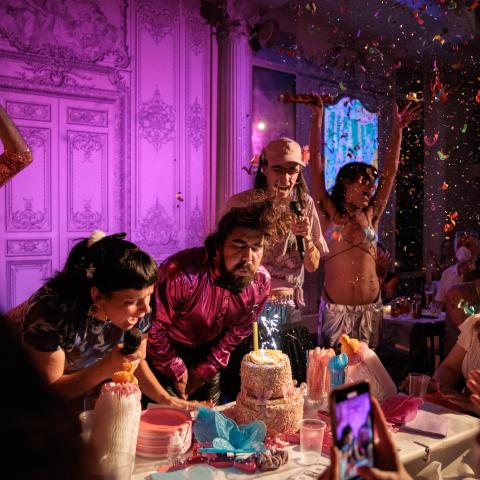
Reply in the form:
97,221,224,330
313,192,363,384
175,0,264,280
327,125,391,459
136,406,192,458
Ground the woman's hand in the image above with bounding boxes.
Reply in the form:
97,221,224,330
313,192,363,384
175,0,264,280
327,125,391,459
103,344,142,379
392,102,422,131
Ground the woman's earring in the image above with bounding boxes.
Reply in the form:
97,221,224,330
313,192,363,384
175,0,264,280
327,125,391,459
87,303,108,322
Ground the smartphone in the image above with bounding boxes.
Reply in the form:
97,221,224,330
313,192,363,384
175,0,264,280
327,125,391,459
330,381,375,480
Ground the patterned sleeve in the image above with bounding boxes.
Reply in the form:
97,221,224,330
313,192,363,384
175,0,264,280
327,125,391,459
0,149,33,187
23,298,66,352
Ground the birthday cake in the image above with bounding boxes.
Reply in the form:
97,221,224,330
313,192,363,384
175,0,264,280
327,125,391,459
235,350,304,436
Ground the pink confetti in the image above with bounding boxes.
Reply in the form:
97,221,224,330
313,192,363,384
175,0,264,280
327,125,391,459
424,132,439,146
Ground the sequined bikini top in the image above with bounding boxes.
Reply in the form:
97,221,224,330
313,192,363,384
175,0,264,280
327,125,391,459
326,210,376,245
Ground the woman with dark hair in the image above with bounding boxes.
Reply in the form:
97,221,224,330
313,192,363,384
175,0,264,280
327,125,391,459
22,230,200,412
309,96,420,348
225,138,328,384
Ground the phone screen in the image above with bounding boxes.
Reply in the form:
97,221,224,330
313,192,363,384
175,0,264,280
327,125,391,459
330,382,375,480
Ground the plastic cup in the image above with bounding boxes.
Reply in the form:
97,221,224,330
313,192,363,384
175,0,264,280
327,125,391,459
407,373,430,397
92,451,134,480
78,410,95,444
299,418,326,465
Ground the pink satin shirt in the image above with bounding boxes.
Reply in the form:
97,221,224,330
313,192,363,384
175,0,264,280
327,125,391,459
147,247,270,381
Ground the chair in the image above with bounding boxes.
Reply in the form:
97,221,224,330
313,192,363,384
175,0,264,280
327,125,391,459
407,321,446,376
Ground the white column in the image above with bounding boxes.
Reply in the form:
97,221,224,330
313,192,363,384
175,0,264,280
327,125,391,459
214,2,258,220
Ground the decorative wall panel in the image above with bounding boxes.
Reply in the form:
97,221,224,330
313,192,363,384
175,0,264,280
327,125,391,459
6,126,51,232
67,131,108,232
7,260,52,308
6,239,51,256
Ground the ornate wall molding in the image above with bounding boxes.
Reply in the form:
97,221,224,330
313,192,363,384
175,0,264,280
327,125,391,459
67,131,107,231
138,87,175,151
137,0,179,44
186,199,205,247
7,126,50,231
6,239,52,256
137,198,178,258
6,100,51,122
7,260,51,308
0,0,130,68
67,107,108,127
187,97,205,152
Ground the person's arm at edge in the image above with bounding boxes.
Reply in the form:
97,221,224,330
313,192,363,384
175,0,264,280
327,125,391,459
371,102,421,223
433,344,466,388
0,104,32,187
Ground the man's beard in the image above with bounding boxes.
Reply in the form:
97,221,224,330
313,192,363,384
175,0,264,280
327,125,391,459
216,253,255,294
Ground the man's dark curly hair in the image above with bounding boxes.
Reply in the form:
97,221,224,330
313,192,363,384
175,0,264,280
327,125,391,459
205,196,291,257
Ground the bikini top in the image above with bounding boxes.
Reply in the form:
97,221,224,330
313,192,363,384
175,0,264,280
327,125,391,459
324,210,376,263
326,210,377,245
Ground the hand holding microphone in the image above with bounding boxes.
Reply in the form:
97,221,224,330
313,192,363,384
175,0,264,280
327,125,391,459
121,327,142,355
290,201,311,260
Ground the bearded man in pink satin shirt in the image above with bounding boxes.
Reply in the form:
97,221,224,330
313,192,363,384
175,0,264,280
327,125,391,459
146,200,290,404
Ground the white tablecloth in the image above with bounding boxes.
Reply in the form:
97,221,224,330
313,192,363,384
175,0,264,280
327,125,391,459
382,312,446,349
133,401,480,480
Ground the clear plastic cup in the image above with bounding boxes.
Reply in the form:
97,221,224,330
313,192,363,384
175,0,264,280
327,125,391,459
407,373,430,397
78,410,95,444
299,418,326,465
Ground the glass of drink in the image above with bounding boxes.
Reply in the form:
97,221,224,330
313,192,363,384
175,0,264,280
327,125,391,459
407,373,430,397
299,418,326,465
424,283,434,310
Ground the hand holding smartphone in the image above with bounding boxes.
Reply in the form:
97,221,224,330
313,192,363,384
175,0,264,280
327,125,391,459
329,382,375,480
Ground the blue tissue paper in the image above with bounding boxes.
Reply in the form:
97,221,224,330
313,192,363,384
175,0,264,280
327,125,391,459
193,407,267,454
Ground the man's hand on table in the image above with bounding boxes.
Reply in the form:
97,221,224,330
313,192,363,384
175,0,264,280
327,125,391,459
174,370,189,399
318,398,413,480
186,368,206,397
169,395,213,411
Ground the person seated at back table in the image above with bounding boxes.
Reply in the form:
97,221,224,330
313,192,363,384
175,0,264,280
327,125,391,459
22,231,202,413
432,313,480,416
443,278,480,354
435,231,479,311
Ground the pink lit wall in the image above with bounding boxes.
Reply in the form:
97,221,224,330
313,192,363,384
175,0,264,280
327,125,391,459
0,0,215,311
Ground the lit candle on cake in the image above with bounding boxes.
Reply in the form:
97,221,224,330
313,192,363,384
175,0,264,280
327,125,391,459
252,321,259,351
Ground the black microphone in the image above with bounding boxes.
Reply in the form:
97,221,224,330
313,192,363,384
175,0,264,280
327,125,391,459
121,327,142,355
290,200,305,260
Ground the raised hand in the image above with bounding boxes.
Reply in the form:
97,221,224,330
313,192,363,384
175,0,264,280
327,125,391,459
306,93,325,117
393,102,422,130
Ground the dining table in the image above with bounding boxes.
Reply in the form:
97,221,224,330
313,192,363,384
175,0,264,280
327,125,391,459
132,400,480,480
382,310,446,350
